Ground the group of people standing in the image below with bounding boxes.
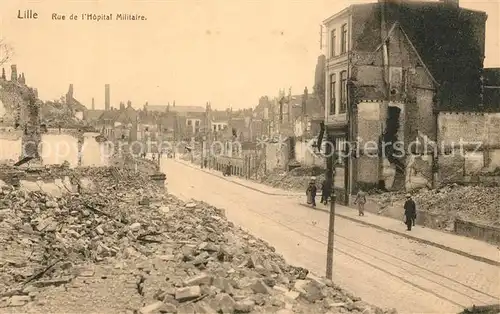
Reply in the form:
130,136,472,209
305,178,417,231
306,177,329,207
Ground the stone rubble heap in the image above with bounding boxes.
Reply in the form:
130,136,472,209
0,166,396,314
375,184,500,226
259,168,326,192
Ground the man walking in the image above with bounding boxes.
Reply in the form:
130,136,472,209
404,194,417,231
354,188,367,216
320,179,330,205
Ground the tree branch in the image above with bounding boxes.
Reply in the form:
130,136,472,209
0,39,14,66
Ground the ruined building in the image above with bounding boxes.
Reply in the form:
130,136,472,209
322,0,490,198
0,64,41,158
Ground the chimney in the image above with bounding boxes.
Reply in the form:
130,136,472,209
66,84,74,104
120,102,125,110
21,73,26,84
127,100,132,108
440,0,459,8
91,97,95,110
11,64,17,82
1,68,5,80
105,84,110,111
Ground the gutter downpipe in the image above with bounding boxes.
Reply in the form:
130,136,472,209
432,92,440,189
380,1,390,189
344,8,353,205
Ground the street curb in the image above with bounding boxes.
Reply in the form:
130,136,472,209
298,204,500,267
172,159,302,197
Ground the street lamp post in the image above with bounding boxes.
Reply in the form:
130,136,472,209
325,130,336,280
201,135,207,169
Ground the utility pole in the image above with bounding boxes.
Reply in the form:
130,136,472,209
325,130,336,279
201,135,205,168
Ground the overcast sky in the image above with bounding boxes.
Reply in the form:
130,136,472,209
0,0,498,110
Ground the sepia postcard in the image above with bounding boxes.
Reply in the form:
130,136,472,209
0,0,499,313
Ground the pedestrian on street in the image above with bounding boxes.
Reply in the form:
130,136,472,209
354,188,367,216
320,179,330,205
404,194,417,231
306,177,317,207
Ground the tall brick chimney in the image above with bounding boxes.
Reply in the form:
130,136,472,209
66,84,74,104
91,97,95,110
105,84,110,111
11,65,17,82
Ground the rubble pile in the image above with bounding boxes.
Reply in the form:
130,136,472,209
39,100,88,129
0,167,161,290
0,167,395,313
374,184,500,226
259,167,325,191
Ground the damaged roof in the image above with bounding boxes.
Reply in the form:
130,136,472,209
351,1,487,111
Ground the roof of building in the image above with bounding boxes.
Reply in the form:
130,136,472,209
284,94,323,118
99,110,120,121
210,110,230,121
350,1,487,111
147,105,205,113
138,111,158,125
115,106,138,124
85,109,104,121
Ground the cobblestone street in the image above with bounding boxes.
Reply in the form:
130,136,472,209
163,158,500,314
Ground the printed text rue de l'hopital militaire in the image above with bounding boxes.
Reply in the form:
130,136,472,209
18,10,147,21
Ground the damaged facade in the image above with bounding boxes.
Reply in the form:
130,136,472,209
0,65,41,160
322,0,491,199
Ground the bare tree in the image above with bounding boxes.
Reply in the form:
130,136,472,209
0,39,14,66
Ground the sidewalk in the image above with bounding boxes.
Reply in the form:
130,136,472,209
302,202,500,267
172,158,500,267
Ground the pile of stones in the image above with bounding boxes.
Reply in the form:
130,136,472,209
0,166,397,314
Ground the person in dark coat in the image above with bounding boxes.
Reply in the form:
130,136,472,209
320,179,330,205
306,177,317,207
404,194,417,231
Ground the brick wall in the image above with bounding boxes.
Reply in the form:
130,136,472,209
437,112,500,172
438,112,500,147
355,102,382,185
